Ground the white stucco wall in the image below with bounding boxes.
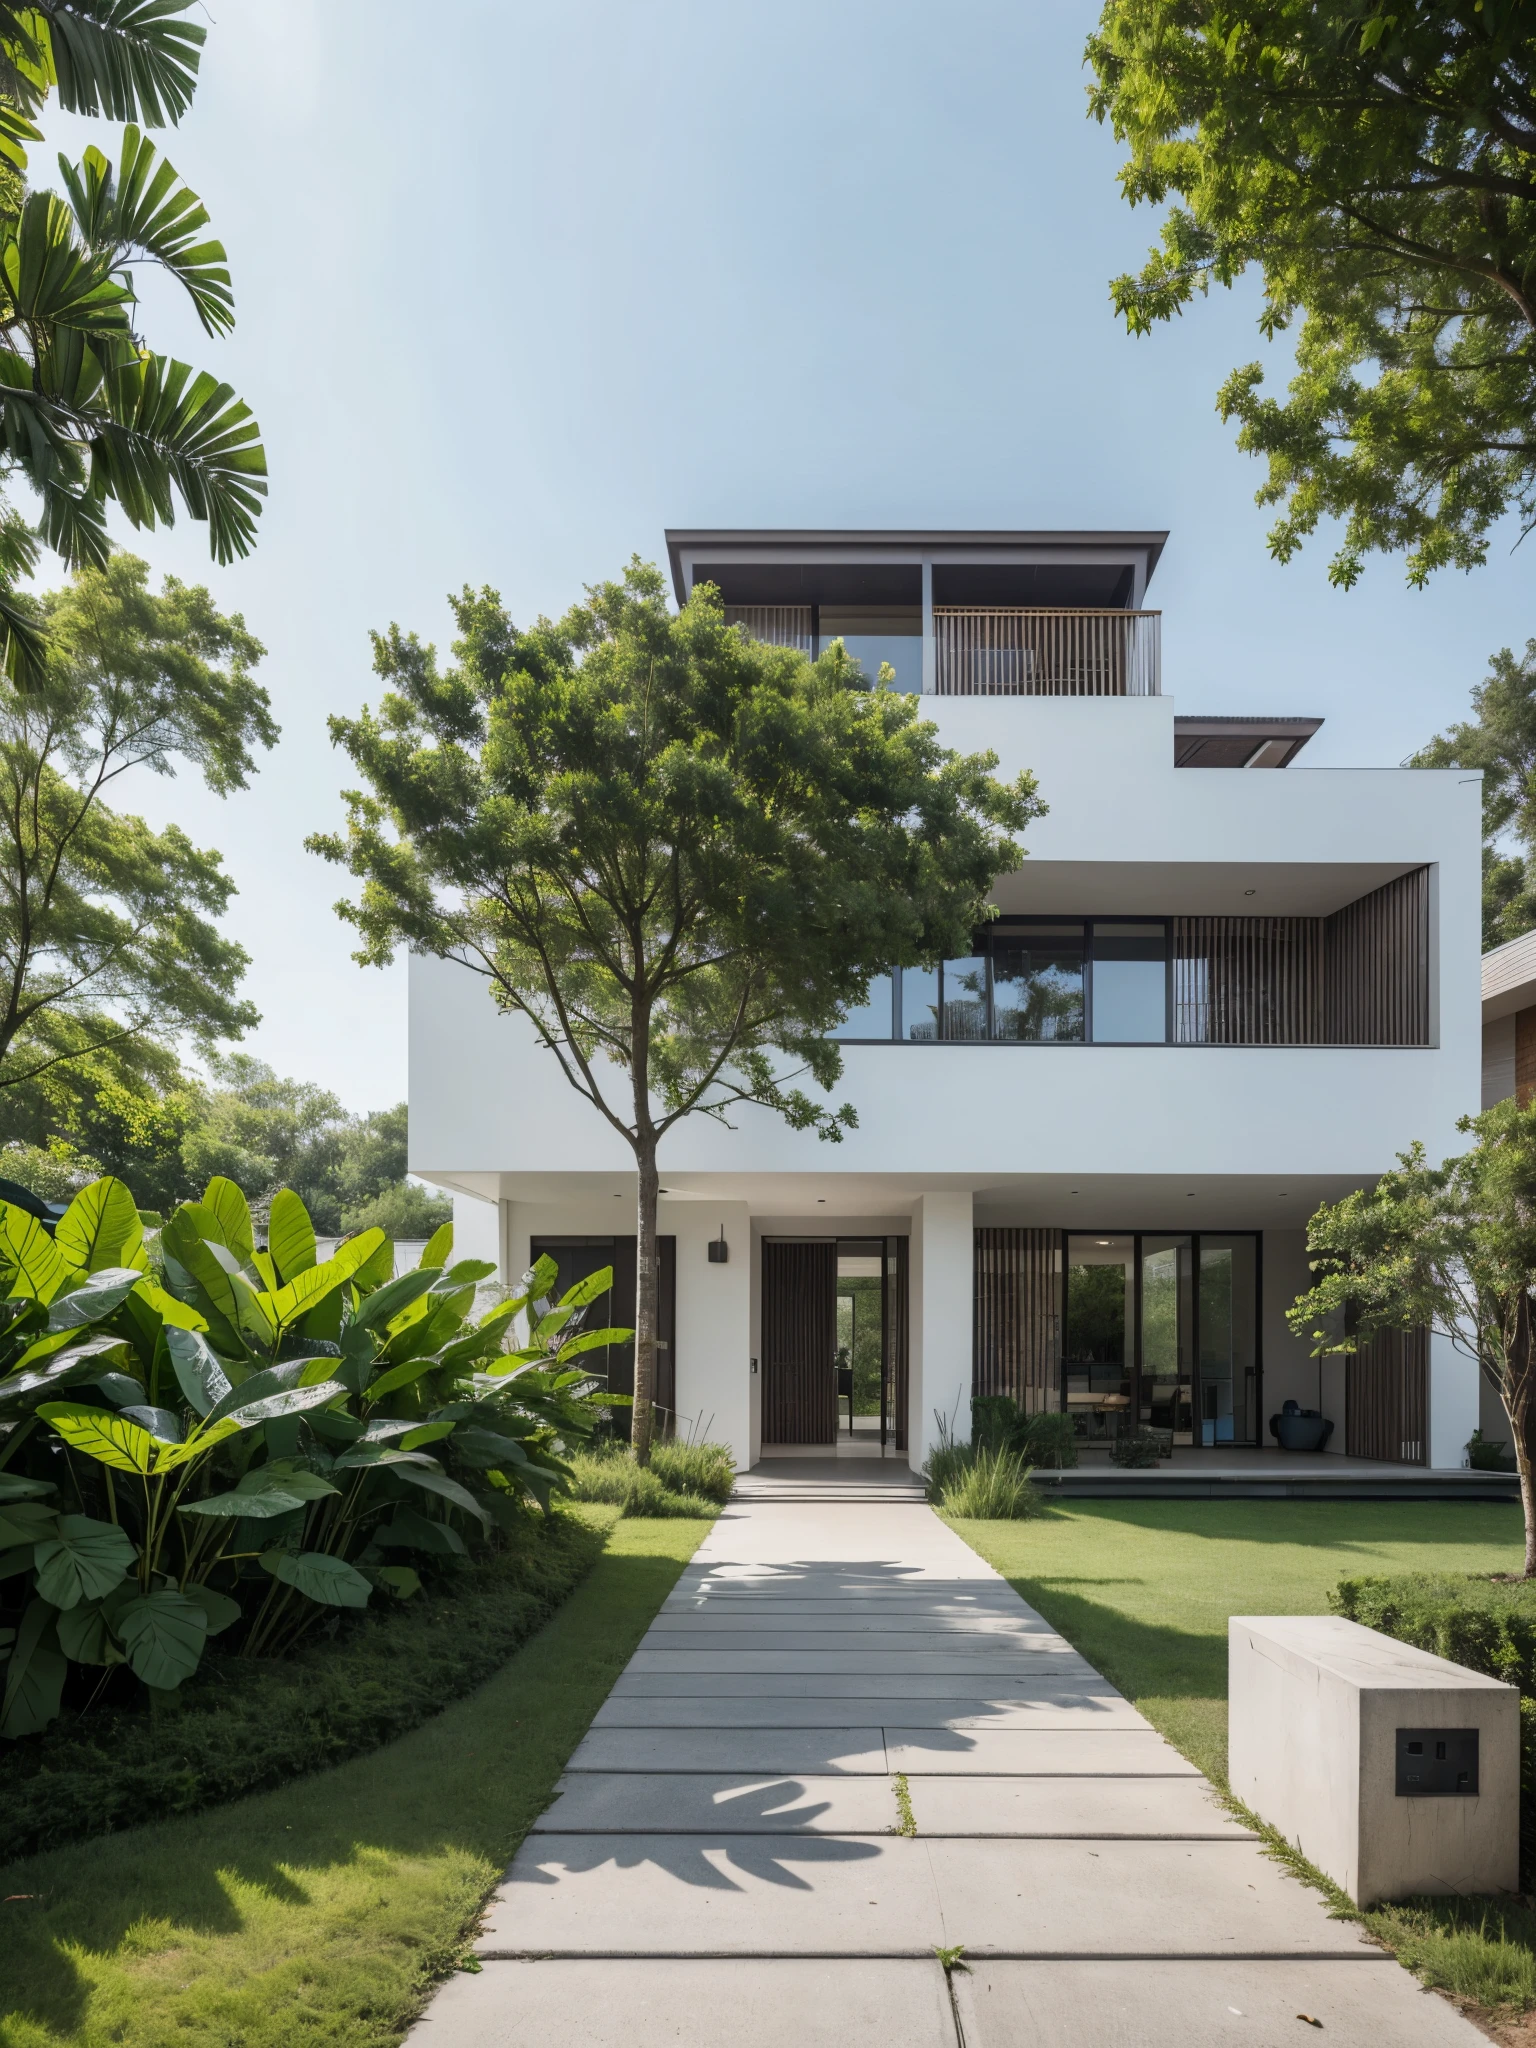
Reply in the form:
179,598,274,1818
909,1192,974,1472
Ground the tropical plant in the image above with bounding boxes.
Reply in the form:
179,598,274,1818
0,1,265,682
1288,1097,1536,1576
1087,2,1536,588
312,561,1041,1461
931,1443,1042,1520
0,1174,627,1733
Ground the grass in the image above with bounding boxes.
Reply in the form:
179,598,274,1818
0,1509,712,2048
929,1444,1042,1519
950,1497,1536,2019
564,1439,735,1516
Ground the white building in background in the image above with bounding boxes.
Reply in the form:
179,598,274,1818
410,528,1484,1480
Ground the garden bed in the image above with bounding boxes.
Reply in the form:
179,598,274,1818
0,1503,611,1863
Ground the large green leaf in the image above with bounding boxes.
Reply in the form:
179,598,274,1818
559,1266,615,1310
374,1506,465,1556
200,1177,254,1265
149,1413,247,1471
47,1266,142,1330
44,1,207,128
418,1221,453,1271
392,1462,491,1530
0,1500,57,1549
161,1207,271,1352
266,1188,316,1288
96,350,267,565
352,1266,438,1334
0,1201,74,1302
163,1326,231,1418
372,1565,420,1600
268,1229,388,1332
114,1587,207,1689
0,1475,54,1503
0,1599,65,1735
179,1463,338,1519
180,1583,240,1636
0,1331,129,1404
55,1596,122,1666
38,1402,153,1473
59,127,233,337
53,1177,145,1275
32,1513,135,1609
259,1548,371,1609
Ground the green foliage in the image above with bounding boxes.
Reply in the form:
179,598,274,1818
0,4,264,685
1470,1427,1518,1472
0,1176,629,1731
970,1395,1078,1468
1288,1097,1536,1570
1088,2,1536,587
340,1175,451,1240
563,1440,728,1517
932,1443,1042,1519
311,560,1042,1461
1332,1572,1536,1885
1411,642,1536,948
0,1507,605,1862
1110,1427,1170,1468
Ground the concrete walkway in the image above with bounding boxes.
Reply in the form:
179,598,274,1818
409,1494,1482,2046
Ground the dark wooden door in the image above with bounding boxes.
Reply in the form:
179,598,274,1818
529,1236,675,1432
762,1240,838,1444
1346,1326,1427,1464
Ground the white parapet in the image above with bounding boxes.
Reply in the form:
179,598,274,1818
1228,1614,1519,1906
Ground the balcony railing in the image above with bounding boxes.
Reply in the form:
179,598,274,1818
934,607,1161,697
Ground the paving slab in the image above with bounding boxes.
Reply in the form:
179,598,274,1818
534,1771,899,1834
626,1646,1096,1674
592,1693,1150,1730
611,1669,1107,1698
952,1959,1483,2046
476,1832,942,1957
923,1838,1374,1958
647,1613,1063,1635
906,1774,1251,1837
886,1727,1196,1774
568,1727,889,1774
406,1958,958,2048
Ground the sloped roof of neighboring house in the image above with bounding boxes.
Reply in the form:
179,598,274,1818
1483,928,1536,1021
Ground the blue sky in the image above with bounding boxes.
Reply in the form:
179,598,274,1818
40,0,1534,1110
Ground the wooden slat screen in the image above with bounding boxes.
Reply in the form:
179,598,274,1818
725,605,813,653
761,1239,838,1445
886,1234,910,1453
973,1228,1062,1413
933,608,1161,697
1173,918,1322,1045
1173,871,1429,1047
1323,869,1430,1046
529,1236,675,1431
1346,1326,1428,1464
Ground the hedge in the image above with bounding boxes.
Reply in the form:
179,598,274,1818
0,1504,610,1864
1332,1572,1536,1885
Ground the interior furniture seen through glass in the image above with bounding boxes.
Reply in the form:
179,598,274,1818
1064,1231,1258,1448
835,1242,886,1435
852,921,1170,1043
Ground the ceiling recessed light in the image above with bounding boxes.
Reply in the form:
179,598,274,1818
1187,1192,1195,1198
1096,1238,1110,1246
1244,889,1256,896
817,1198,826,1204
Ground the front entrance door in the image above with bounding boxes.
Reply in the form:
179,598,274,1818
762,1240,838,1444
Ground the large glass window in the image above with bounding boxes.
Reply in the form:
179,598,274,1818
1064,1236,1134,1443
1198,1236,1259,1446
941,956,989,1041
992,926,1086,1042
818,608,923,695
1091,923,1167,1042
1139,1236,1193,1443
830,974,893,1040
900,964,939,1041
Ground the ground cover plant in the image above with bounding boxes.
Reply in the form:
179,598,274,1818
0,1174,627,1733
951,1498,1536,2019
0,1511,710,2048
565,1438,733,1518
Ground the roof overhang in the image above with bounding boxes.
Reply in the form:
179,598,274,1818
1484,929,1536,1021
1174,716,1323,769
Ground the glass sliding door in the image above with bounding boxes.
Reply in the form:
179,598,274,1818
1139,1236,1193,1443
1197,1236,1259,1446
1064,1236,1134,1443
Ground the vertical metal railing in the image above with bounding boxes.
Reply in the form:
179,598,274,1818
724,605,814,654
933,607,1161,696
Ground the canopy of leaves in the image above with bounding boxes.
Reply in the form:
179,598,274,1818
0,2,265,681
1088,1,1536,586
310,561,1044,1152
0,554,273,1103
1412,639,1536,947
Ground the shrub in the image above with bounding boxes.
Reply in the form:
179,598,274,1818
1332,1573,1536,1885
0,1507,605,1863
1110,1427,1170,1468
969,1396,1078,1468
649,1440,735,1504
564,1445,719,1518
1468,1428,1517,1473
934,1445,1042,1520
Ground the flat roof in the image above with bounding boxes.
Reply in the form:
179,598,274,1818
1483,928,1536,1020
665,527,1168,607
1173,716,1323,769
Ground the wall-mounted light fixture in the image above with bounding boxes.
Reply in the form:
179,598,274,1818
708,1226,729,1264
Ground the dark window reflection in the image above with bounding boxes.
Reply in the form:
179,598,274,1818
941,957,988,1041
992,927,1086,1042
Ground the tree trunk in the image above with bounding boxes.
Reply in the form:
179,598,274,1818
1507,1294,1536,1578
631,1137,660,1467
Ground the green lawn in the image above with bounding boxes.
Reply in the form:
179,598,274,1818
0,1511,710,2048
952,1498,1536,2016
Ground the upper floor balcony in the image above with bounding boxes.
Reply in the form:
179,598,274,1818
666,525,1169,699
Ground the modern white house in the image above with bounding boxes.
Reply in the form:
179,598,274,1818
409,527,1489,1488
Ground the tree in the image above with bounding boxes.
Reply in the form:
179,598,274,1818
1087,2,1536,587
312,563,1042,1462
0,552,274,1103
1288,1098,1536,1574
1411,639,1536,947
0,2,266,679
